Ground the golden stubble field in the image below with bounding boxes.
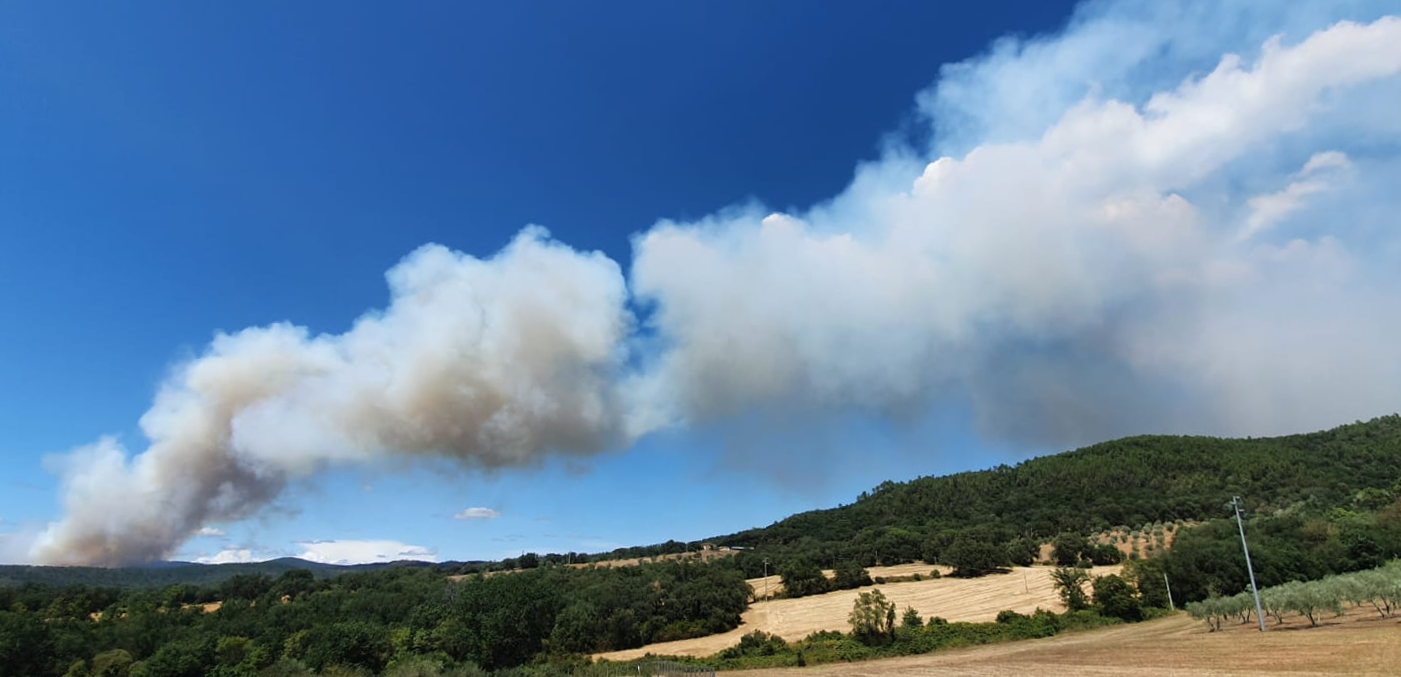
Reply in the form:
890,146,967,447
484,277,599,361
740,609,1401,677
596,564,1120,661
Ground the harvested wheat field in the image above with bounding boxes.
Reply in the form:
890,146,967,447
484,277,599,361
595,565,1120,661
740,610,1401,676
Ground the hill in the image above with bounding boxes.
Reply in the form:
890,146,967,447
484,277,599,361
708,415,1401,572
0,557,458,589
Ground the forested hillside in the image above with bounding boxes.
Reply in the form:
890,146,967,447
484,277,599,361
714,415,1401,572
0,560,748,676
0,558,455,590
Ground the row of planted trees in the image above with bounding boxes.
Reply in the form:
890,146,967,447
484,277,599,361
1185,561,1401,630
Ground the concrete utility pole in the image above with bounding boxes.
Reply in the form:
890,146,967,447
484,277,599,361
1163,572,1175,611
763,558,770,601
1232,496,1266,632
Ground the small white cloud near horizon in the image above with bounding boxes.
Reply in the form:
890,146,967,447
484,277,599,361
196,549,261,565
454,507,501,520
295,539,437,565
194,527,226,538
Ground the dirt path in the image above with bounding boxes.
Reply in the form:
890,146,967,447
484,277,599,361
737,611,1401,676
596,565,1120,661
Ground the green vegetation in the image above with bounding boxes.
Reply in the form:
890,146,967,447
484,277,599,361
0,560,748,677
0,559,434,590
1185,561,1401,629
1160,503,1401,603
717,416,1401,574
846,589,896,644
687,603,1127,671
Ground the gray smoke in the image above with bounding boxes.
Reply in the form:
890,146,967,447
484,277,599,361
33,230,631,566
32,5,1401,566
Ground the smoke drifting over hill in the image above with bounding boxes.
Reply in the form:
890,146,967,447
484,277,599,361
33,2,1401,565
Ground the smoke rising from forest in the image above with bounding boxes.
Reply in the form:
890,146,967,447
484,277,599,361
33,2,1401,565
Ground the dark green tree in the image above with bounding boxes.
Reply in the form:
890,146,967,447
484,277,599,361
779,559,829,598
1052,533,1089,566
1092,574,1143,621
943,538,1009,577
1050,567,1091,611
847,589,895,645
832,561,872,590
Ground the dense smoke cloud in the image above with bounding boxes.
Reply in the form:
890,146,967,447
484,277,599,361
33,230,631,565
631,14,1401,444
33,2,1401,565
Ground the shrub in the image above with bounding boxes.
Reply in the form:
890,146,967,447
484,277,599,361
848,590,896,645
1050,567,1091,611
833,561,873,590
1092,575,1142,621
901,606,923,628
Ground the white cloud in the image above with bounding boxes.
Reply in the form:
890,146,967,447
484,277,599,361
294,539,437,565
1241,151,1353,240
194,527,226,538
195,549,263,565
454,507,501,520
632,13,1401,445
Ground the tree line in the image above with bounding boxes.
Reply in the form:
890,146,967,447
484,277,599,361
0,560,749,677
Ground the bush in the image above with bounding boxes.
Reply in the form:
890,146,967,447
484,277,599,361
1092,575,1143,621
944,538,1010,577
901,606,923,628
833,561,873,590
779,559,831,598
995,610,1024,624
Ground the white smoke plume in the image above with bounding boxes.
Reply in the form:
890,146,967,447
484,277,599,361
630,12,1401,443
33,229,630,565
33,2,1401,565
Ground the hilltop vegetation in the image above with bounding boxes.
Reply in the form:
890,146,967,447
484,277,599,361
712,415,1401,576
0,558,454,590
0,560,748,676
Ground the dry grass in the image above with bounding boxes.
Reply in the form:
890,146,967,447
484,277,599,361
738,610,1401,676
595,565,1120,661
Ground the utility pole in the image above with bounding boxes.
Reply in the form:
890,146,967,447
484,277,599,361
1232,496,1266,632
763,558,770,601
1163,572,1175,611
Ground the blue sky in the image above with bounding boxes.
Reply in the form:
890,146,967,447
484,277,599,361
3,1,1400,566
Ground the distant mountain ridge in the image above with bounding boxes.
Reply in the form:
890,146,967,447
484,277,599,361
0,556,471,589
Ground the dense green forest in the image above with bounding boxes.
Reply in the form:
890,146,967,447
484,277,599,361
713,415,1401,575
0,559,457,590
4,415,1401,676
0,560,747,677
